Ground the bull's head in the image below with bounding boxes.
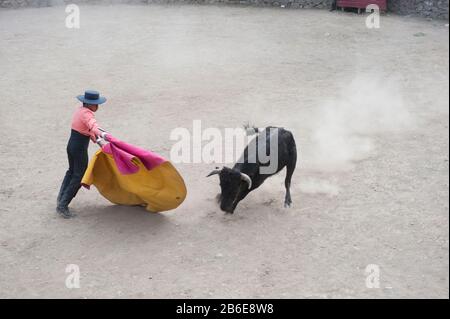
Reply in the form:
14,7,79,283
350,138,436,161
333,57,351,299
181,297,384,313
207,167,252,214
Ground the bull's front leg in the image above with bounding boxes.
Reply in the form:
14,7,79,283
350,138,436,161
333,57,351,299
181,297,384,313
231,189,250,214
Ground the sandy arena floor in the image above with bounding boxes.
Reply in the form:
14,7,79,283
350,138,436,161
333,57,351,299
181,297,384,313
0,4,448,298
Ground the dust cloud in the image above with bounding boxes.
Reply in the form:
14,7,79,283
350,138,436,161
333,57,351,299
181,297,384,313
299,74,414,195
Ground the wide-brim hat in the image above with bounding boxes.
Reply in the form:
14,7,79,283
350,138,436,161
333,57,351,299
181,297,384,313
77,90,107,105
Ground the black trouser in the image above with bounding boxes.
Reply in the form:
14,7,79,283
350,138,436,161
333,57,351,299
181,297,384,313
57,130,90,209
330,0,337,11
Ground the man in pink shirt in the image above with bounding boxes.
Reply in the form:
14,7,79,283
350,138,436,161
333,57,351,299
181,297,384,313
57,90,108,218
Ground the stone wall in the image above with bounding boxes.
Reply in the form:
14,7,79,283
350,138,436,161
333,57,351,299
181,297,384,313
1,0,448,20
388,0,448,20
0,0,333,8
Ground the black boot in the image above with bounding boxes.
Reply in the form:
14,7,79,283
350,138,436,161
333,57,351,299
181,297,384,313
56,206,77,219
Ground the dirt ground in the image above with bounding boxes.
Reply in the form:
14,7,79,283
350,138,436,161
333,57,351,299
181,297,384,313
0,4,448,298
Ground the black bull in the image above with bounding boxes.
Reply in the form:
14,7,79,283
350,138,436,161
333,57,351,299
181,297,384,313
207,127,297,214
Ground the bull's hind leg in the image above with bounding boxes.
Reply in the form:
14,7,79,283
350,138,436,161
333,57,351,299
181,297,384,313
284,140,297,208
284,167,294,207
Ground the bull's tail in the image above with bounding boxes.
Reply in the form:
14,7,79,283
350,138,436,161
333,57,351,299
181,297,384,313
243,122,260,136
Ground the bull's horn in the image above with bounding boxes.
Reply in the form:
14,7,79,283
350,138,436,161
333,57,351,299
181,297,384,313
206,169,221,177
240,173,252,189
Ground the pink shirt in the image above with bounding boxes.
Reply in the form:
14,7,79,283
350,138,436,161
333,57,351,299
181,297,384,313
71,106,102,142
